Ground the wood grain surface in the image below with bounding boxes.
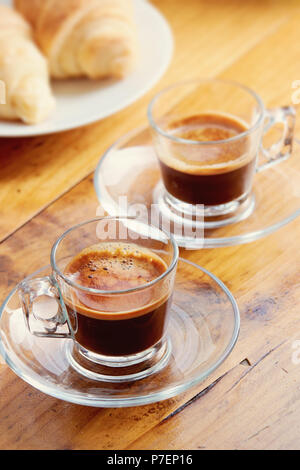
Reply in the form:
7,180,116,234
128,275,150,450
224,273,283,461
1,0,300,450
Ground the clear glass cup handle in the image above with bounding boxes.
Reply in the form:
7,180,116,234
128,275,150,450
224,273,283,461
257,106,296,172
18,276,74,339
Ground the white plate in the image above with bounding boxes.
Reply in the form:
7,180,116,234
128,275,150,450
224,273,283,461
0,0,173,137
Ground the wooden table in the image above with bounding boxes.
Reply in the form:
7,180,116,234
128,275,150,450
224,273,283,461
1,0,300,450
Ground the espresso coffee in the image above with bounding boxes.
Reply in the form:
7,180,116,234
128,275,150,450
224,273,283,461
63,242,171,357
158,113,256,206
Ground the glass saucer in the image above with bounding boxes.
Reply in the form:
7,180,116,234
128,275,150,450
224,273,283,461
94,127,300,248
0,260,239,408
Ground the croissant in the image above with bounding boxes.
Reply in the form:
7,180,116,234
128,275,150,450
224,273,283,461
14,0,138,80
0,5,55,124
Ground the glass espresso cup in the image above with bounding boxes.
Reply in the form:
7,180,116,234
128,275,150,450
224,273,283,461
18,217,179,382
148,79,295,227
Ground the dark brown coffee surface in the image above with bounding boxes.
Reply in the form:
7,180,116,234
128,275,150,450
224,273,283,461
170,113,246,145
158,113,256,205
65,242,166,293
63,243,171,356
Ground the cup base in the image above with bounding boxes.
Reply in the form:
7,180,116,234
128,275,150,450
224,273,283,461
153,183,255,231
65,338,172,383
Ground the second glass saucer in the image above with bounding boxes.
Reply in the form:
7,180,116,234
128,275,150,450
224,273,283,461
94,127,300,248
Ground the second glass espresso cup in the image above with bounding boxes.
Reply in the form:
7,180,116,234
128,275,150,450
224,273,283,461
148,79,295,226
18,217,179,382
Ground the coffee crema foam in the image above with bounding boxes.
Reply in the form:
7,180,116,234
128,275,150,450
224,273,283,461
63,242,170,320
158,112,254,175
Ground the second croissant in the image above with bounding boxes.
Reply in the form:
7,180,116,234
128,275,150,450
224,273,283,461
14,0,139,80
